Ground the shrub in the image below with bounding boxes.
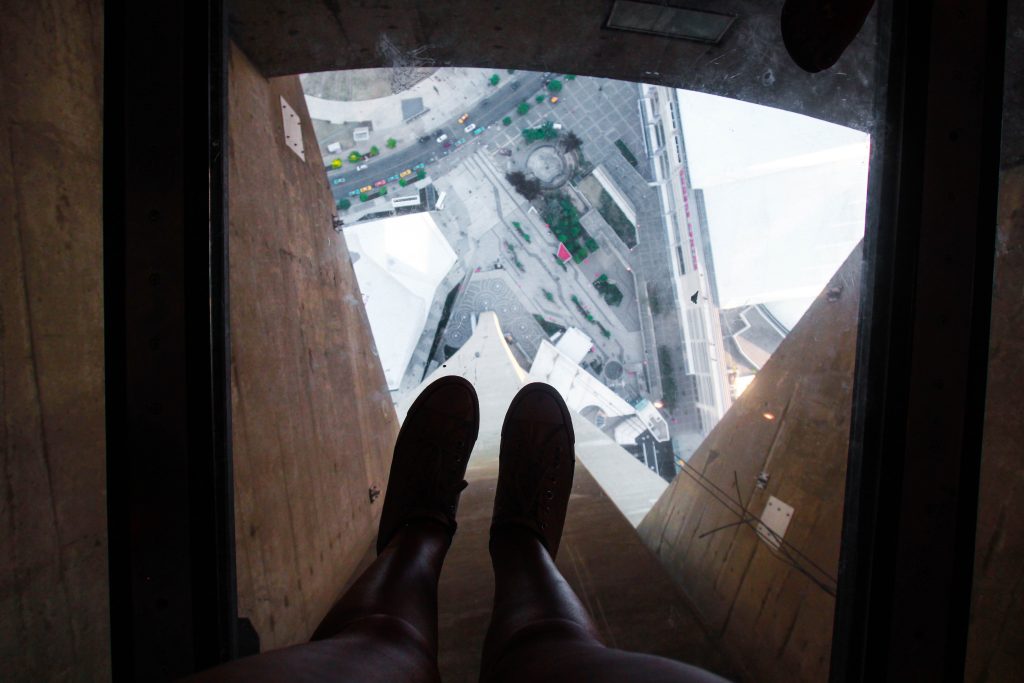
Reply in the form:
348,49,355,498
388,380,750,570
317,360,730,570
386,138,397,149
614,139,638,167
597,190,637,248
542,289,555,302
505,171,542,200
584,236,599,252
521,121,559,143
533,315,566,337
489,74,500,86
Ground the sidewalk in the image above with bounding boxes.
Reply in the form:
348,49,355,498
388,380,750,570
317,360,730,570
304,67,516,162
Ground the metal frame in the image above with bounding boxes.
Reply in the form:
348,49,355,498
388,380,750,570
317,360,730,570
104,0,236,678
832,0,1007,680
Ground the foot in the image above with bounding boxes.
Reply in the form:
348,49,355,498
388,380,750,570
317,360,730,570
491,382,575,558
377,376,480,554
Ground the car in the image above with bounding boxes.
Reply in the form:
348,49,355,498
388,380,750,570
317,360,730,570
550,96,560,104
373,179,386,187
359,185,373,193
457,113,469,125
414,162,426,170
442,141,452,148
472,127,485,136
356,163,369,171
331,177,345,185
553,122,563,130
418,135,431,144
348,189,359,197
464,123,476,134
510,81,520,91
436,133,448,144
399,169,412,178
388,174,400,181
455,137,466,146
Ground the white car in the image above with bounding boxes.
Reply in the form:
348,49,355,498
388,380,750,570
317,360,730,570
436,134,448,144
464,123,476,134
356,164,369,171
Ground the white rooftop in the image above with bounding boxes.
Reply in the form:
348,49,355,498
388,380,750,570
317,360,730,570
677,89,870,330
344,212,456,390
553,327,593,365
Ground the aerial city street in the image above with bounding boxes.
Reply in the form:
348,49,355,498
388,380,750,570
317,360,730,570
302,66,866,480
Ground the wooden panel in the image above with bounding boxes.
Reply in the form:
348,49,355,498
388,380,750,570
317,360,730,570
638,244,862,683
0,0,108,678
227,43,399,650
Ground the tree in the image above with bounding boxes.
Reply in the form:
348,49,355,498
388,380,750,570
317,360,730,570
359,192,369,202
331,159,342,168
502,116,512,126
399,178,408,187
565,74,576,80
386,137,397,149
338,198,351,210
416,169,426,180
561,131,583,153
535,94,545,104
547,79,563,93
379,186,387,196
517,102,530,116
489,74,500,86
506,68,516,74
349,151,362,163
369,145,380,156
505,171,542,200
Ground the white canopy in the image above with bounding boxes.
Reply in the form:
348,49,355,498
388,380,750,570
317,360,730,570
344,213,456,390
677,89,870,330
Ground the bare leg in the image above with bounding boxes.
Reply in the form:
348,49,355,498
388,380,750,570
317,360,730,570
480,528,730,683
186,519,450,683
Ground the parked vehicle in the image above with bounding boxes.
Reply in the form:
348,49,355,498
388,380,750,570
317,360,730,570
399,169,413,178
455,138,467,146
357,163,369,171
348,189,359,197
326,142,341,153
436,133,448,144
553,122,563,130
414,162,426,169
457,113,469,124
418,135,431,144
472,127,485,136
464,123,476,134
331,177,344,185
373,179,386,187
359,185,373,193
388,174,400,181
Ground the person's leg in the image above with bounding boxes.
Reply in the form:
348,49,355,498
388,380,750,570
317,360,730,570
187,376,479,682
187,521,451,683
481,383,729,683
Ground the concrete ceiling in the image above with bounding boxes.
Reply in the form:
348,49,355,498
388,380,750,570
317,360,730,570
227,0,879,131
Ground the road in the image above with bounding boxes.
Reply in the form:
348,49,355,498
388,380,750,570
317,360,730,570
326,72,549,202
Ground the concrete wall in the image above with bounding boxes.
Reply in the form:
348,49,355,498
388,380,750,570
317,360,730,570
227,43,399,649
638,245,862,683
0,0,109,679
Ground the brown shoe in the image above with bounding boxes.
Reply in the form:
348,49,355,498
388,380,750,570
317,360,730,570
377,376,479,554
491,382,575,558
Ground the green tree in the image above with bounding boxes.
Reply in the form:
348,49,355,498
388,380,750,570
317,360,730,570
386,137,397,149
547,79,563,93
369,145,380,156
416,169,426,180
502,116,512,126
338,198,351,210
379,186,388,196
359,192,369,202
535,94,545,104
331,159,342,168
349,151,362,163
399,178,408,187
489,74,500,86
517,102,530,116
